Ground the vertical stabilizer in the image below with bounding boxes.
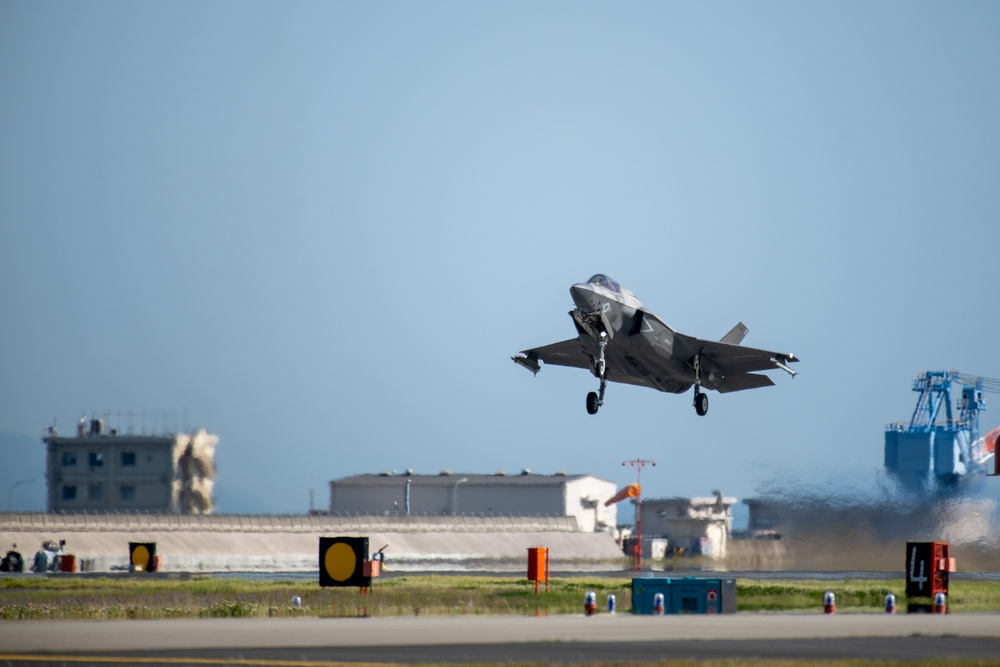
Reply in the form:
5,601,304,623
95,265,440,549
720,322,749,345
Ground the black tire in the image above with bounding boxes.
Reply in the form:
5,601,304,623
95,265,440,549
695,392,709,416
586,392,600,415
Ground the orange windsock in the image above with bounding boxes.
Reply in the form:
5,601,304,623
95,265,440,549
604,484,641,507
985,426,1000,454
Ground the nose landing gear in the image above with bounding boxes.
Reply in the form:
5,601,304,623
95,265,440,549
586,331,609,415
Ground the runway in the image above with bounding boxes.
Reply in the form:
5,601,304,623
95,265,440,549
3,613,1000,664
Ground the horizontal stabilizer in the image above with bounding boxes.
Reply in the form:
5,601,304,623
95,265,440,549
720,322,749,345
717,373,774,393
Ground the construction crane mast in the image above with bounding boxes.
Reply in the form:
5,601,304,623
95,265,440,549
885,370,1000,491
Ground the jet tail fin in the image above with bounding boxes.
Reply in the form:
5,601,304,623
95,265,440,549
720,322,749,345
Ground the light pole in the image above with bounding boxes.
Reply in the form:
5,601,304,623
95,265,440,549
622,458,655,570
8,478,35,511
451,478,468,515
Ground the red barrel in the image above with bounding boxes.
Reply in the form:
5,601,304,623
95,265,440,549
59,554,76,573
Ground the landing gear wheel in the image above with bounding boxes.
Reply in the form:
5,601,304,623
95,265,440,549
694,391,709,417
586,392,600,415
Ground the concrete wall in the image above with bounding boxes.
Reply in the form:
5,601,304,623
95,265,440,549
0,513,623,573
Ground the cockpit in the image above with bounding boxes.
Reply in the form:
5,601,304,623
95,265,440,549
579,274,643,309
587,274,621,293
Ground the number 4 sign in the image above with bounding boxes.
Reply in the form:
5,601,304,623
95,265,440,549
907,544,928,594
905,541,951,598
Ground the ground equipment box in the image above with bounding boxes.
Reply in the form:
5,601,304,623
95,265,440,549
905,541,954,612
631,577,736,614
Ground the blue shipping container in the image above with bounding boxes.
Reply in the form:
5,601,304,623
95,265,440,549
631,577,736,614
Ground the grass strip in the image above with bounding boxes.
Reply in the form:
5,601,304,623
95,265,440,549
2,575,1000,620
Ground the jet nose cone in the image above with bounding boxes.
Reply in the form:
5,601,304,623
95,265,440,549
570,283,595,310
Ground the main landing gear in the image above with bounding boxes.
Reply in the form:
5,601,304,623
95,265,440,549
692,353,709,416
586,391,601,415
586,331,609,415
694,389,709,416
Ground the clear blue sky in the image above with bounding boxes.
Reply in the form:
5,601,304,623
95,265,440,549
3,2,999,514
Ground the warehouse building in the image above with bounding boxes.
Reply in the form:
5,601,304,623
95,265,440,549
42,417,218,514
639,492,737,559
328,471,618,533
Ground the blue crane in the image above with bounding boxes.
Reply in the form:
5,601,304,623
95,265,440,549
884,370,1000,490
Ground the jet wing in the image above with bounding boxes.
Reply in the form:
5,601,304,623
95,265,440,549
513,338,592,374
674,331,798,393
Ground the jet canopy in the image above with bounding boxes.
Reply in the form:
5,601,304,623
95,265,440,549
584,274,643,309
587,274,621,293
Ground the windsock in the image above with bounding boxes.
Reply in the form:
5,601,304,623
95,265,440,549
605,484,641,507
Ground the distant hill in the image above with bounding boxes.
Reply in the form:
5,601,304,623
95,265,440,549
0,431,47,511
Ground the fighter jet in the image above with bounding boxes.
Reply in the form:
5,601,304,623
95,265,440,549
512,274,798,415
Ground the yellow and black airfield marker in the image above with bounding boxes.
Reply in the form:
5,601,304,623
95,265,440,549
318,536,371,589
128,542,157,572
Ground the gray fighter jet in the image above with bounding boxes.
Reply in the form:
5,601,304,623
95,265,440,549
512,274,799,415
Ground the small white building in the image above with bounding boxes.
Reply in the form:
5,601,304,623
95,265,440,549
43,418,218,514
328,471,618,533
639,492,737,559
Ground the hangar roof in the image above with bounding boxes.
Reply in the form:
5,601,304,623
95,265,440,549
331,472,611,487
